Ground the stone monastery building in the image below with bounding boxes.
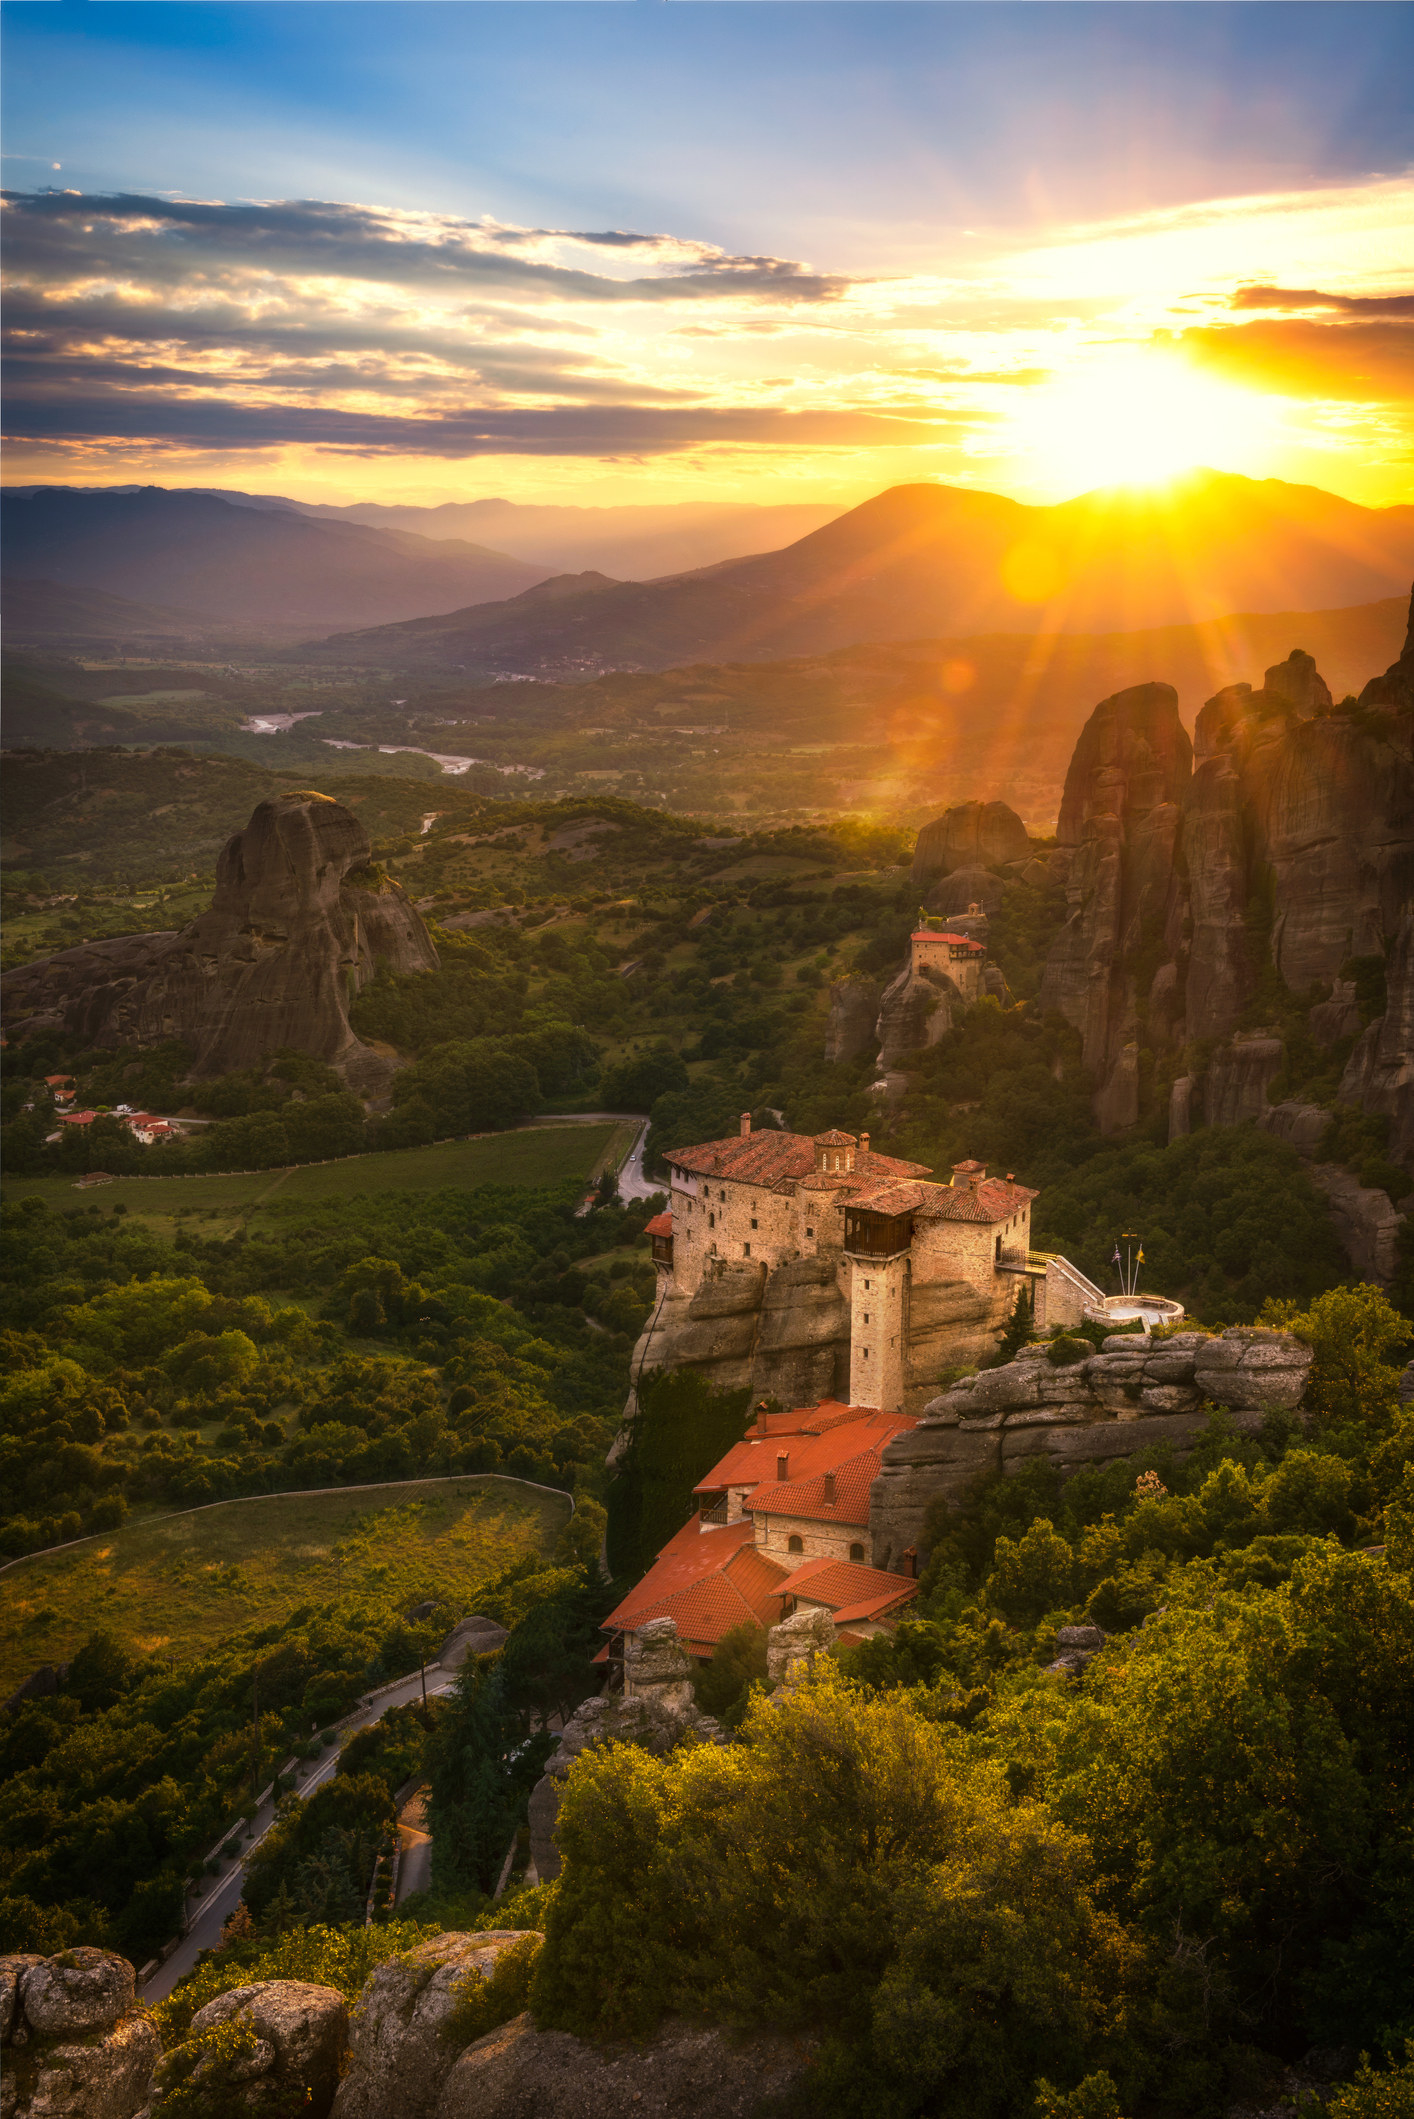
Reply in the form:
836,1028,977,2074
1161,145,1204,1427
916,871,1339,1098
642,1117,1076,1414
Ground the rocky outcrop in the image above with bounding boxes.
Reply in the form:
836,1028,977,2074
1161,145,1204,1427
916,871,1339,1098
912,800,1029,885
873,960,956,1070
766,1606,835,1688
528,1620,724,1883
1044,1623,1108,1677
1,1948,158,2119
924,864,1004,917
824,977,882,1063
1032,614,1414,1167
630,1255,851,1410
176,1981,347,2117
870,1329,1314,1570
435,2014,814,2119
2,792,437,1084
332,1934,527,2119
1039,682,1191,1126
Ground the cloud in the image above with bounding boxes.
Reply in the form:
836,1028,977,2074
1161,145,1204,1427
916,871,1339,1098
1231,284,1414,317
1179,318,1414,402
0,189,849,304
0,391,951,458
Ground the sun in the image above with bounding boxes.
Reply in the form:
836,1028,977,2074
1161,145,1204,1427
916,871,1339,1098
1009,346,1276,496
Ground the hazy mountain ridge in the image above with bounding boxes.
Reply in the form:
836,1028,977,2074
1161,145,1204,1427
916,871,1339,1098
0,487,554,632
296,472,1414,676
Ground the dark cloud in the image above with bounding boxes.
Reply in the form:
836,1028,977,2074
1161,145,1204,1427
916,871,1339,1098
1180,318,1414,401
0,392,948,458
1232,284,1414,318
0,189,849,304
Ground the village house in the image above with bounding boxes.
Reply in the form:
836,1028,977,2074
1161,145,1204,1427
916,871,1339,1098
601,1399,922,1672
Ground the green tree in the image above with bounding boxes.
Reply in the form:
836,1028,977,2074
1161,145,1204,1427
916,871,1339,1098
986,1518,1076,1624
1260,1283,1409,1428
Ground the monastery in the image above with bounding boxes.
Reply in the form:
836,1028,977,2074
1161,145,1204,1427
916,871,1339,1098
637,1118,1107,1414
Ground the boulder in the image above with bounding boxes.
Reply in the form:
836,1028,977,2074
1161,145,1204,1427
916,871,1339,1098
2,1951,157,2119
185,1981,347,2117
21,1950,134,2038
332,1935,528,2119
766,1606,836,1688
1045,1623,1108,1676
435,2012,815,2119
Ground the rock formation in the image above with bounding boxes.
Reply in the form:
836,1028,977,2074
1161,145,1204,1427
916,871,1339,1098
0,1947,158,2119
1025,609,1414,1183
434,2014,814,2119
912,799,1030,886
824,976,883,1063
527,1618,724,1883
3,792,438,1088
175,1980,348,2117
873,956,957,1071
331,1933,528,2119
869,1327,1314,1570
1038,682,1192,1130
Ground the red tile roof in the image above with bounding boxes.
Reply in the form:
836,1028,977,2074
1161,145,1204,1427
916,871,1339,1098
915,1176,1037,1226
911,931,984,950
777,1556,920,1622
644,1211,673,1238
602,1518,789,1652
693,1404,911,1503
666,1130,930,1193
744,1446,889,1530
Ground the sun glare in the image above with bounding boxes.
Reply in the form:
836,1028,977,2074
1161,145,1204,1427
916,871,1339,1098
1011,347,1275,497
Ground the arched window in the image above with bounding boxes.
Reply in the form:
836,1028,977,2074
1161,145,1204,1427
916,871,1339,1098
787,1533,804,1554
849,1542,865,1563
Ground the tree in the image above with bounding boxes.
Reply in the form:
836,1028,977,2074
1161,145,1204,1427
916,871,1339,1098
986,1517,1075,1624
1260,1283,1410,1428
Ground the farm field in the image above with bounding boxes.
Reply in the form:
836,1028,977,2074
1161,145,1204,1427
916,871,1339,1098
0,1476,570,1693
2,1121,628,1238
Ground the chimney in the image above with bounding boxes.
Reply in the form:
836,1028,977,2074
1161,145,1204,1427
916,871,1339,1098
858,1132,869,1157
823,1471,836,1503
740,1112,752,1137
776,1452,790,1481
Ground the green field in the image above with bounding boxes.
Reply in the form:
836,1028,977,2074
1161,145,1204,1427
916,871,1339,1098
2,1122,629,1238
0,1477,571,1691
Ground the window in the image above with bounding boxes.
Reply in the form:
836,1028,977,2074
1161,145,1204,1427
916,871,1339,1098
743,1242,751,1257
805,1226,814,1238
849,1543,865,1564
719,1188,726,1202
708,1211,715,1227
862,1347,870,1359
787,1534,804,1554
864,1279,871,1291
863,1312,870,1324
750,1217,758,1229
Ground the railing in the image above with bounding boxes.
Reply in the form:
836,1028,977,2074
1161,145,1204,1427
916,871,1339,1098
698,1497,730,1525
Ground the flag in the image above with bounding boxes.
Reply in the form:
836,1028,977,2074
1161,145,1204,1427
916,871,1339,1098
1137,1246,1145,1263
1111,1246,1121,1265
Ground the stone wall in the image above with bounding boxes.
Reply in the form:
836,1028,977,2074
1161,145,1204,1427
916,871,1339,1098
869,1327,1313,1571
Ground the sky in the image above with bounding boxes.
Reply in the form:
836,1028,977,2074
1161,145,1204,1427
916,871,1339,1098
2,1,1412,511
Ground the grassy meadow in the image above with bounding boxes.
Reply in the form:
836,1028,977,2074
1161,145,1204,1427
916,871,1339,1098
0,1477,570,1693
1,1121,628,1239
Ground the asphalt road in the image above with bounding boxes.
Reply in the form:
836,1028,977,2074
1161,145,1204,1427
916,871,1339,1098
143,1667,456,2004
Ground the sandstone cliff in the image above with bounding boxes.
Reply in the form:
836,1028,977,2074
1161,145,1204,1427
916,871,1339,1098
1031,606,1414,1175
3,792,438,1086
870,1326,1314,1570
911,798,1030,887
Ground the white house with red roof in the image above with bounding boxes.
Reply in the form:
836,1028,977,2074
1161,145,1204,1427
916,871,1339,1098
602,1398,922,1671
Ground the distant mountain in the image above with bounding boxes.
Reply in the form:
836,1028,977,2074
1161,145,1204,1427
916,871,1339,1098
297,472,1414,675
1,488,553,631
164,489,847,580
3,576,218,646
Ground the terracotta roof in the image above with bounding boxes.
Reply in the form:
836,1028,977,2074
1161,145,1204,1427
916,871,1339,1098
666,1130,930,1192
911,931,984,950
693,1403,905,1498
743,1445,888,1529
848,1181,932,1217
644,1211,673,1238
601,1518,790,1650
915,1176,1037,1226
814,1128,857,1146
776,1556,920,1622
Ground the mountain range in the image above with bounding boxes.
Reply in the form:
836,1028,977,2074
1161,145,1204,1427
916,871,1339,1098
0,487,553,632
299,472,1414,674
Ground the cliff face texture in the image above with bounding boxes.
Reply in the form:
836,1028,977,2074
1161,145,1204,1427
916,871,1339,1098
871,1327,1314,1569
3,792,438,1085
1037,602,1414,1174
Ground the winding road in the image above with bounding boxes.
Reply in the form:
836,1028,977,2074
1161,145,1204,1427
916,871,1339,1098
142,1666,457,2004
